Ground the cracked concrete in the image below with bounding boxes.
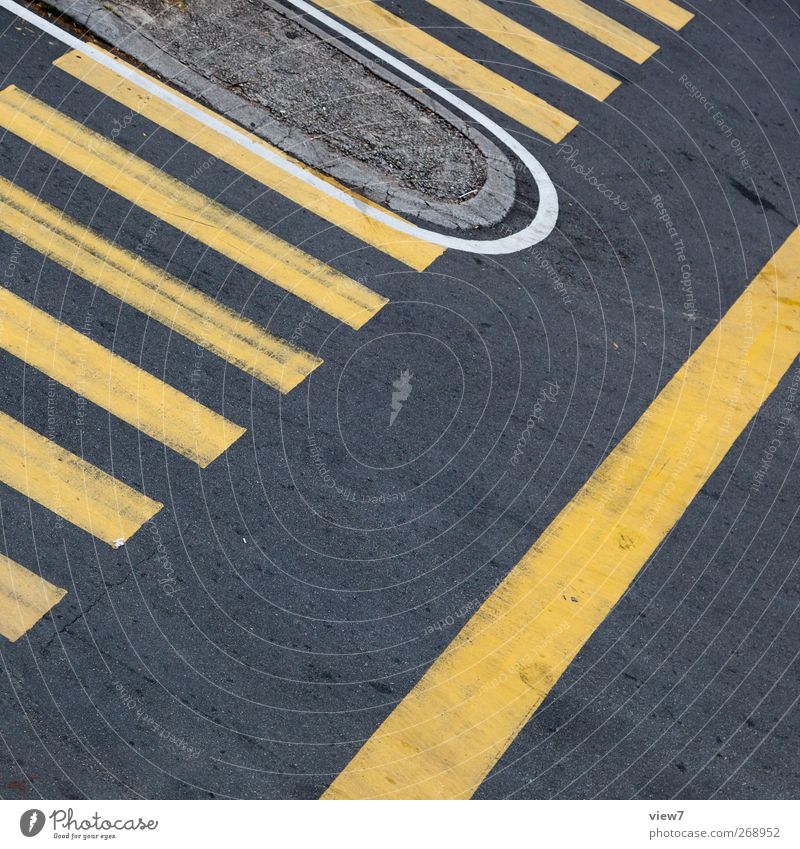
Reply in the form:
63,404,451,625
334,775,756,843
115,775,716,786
41,568,136,650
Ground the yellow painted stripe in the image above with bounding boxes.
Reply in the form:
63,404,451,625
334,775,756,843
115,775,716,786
622,0,694,30
324,226,800,799
0,286,244,467
310,0,577,142
529,0,658,63
53,50,444,273
0,410,162,547
423,0,618,100
0,86,386,329
0,176,321,393
0,553,66,642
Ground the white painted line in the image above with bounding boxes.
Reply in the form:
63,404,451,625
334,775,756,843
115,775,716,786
0,0,559,254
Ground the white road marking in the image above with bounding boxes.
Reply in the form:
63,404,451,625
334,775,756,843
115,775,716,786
0,0,558,254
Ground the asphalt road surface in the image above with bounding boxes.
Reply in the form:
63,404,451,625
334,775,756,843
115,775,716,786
0,0,798,800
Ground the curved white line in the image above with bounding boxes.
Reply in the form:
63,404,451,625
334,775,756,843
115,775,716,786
0,0,558,254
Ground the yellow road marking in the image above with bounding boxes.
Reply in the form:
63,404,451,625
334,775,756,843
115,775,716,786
0,176,321,393
53,50,444,273
422,0,618,100
528,0,658,64
0,410,162,547
0,286,244,467
622,0,694,30
0,553,66,642
324,226,800,799
0,86,387,329
309,0,577,142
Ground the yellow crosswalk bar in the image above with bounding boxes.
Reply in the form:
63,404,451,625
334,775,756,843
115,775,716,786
422,0,619,100
324,225,800,799
308,0,577,142
622,0,694,30
0,176,321,393
53,50,444,273
0,553,66,642
0,86,387,329
0,410,162,547
528,0,658,63
0,286,244,467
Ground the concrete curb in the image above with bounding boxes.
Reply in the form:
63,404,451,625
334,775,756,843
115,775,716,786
45,0,516,230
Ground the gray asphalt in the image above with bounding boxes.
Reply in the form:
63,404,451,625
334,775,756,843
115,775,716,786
0,0,798,800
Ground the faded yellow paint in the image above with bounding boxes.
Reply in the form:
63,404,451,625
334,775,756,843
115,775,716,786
622,0,694,30
528,0,658,63
324,226,800,799
0,176,321,393
423,0,619,100
0,410,162,546
0,286,244,467
53,50,444,273
0,553,66,642
310,0,577,142
0,86,387,329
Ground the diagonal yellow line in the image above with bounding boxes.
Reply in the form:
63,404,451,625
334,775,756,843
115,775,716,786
0,176,321,393
528,0,659,63
324,225,800,799
0,86,387,329
423,0,619,100
310,0,577,142
621,0,694,31
0,553,66,642
0,410,163,547
0,285,245,467
53,50,444,273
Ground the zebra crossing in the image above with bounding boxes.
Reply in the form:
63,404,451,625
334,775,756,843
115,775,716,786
52,49,446,273
0,37,399,636
0,0,694,641
0,87,388,328
0,177,324,392
291,0,693,138
526,0,659,62
0,552,66,641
